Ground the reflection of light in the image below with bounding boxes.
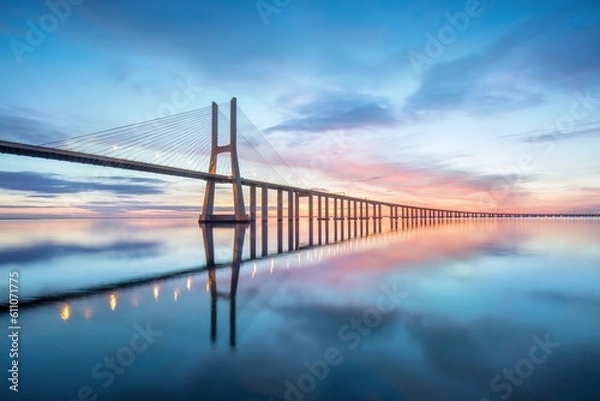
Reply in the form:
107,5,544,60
109,293,118,311
112,144,119,151
186,277,192,292
206,280,210,292
252,263,257,279
83,308,92,320
60,304,71,322
286,260,290,269
297,253,301,266
270,258,274,274
174,289,180,302
153,285,160,301
131,296,139,308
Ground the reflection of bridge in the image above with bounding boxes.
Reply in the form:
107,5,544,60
2,98,597,229
1,210,472,347
3,217,598,348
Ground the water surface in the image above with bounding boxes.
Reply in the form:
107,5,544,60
1,218,599,401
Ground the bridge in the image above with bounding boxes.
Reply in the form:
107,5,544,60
1,97,598,242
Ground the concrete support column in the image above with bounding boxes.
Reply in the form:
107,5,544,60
365,202,370,236
325,197,330,244
333,198,338,242
249,185,256,222
308,194,314,246
359,202,364,237
347,199,352,238
288,190,294,251
261,186,268,256
277,189,283,253
353,200,358,238
340,199,345,240
317,195,322,245
294,192,300,249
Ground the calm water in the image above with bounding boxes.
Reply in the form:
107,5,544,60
1,218,599,401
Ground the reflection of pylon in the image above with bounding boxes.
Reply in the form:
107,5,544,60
200,223,247,349
199,97,249,223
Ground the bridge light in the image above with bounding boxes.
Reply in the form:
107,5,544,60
109,293,118,311
60,304,71,322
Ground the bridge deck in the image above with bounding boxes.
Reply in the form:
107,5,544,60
1,139,598,217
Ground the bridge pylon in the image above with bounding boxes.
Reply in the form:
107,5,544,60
199,97,249,223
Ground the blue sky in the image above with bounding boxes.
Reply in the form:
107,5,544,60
0,0,599,217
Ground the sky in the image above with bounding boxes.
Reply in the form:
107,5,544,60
0,0,599,217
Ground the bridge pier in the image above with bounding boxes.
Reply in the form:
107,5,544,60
294,192,300,249
333,198,338,242
347,199,352,238
317,195,323,245
353,200,358,237
308,193,314,246
340,199,344,238
249,186,257,221
288,190,294,251
325,197,330,244
261,186,268,256
277,189,283,253
199,98,249,223
365,202,370,236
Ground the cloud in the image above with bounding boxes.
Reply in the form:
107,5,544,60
520,121,600,143
403,54,546,117
266,92,398,134
530,290,600,307
498,119,600,144
0,171,165,196
403,1,600,118
0,240,162,265
309,156,532,204
0,108,69,144
95,175,166,184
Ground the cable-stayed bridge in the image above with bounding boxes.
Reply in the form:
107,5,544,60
1,97,598,239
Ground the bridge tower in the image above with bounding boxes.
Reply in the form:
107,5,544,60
199,97,249,223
